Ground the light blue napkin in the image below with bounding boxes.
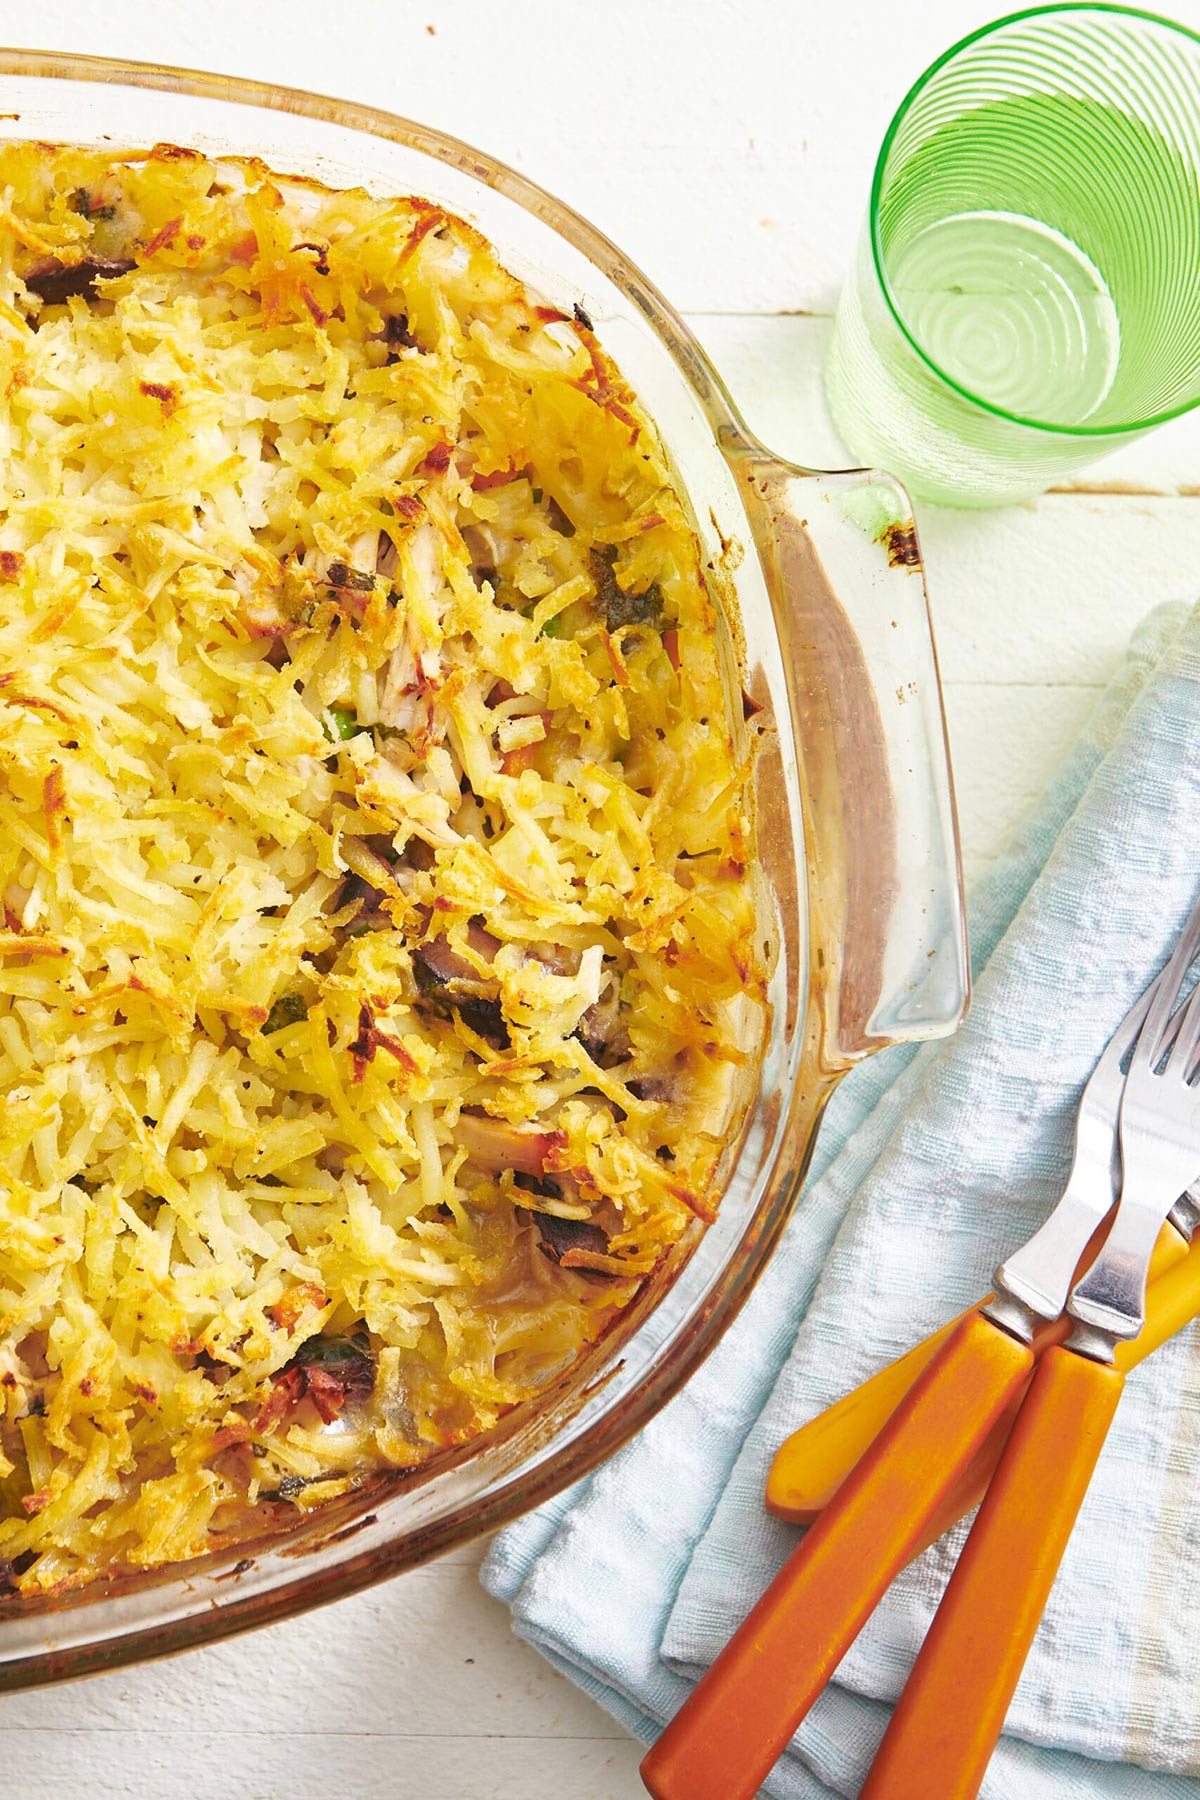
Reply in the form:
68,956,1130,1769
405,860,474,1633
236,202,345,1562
483,599,1200,1799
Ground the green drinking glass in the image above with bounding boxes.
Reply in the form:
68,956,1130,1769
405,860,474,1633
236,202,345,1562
826,4,1200,507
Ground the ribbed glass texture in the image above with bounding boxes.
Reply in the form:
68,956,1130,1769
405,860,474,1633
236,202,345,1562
827,6,1200,505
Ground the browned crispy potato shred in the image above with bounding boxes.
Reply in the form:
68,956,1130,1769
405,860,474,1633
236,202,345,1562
0,142,761,1592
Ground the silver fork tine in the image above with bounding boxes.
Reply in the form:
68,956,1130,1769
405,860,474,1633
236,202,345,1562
997,954,1189,1323
1164,976,1200,1078
1069,889,1200,1349
1135,902,1200,1071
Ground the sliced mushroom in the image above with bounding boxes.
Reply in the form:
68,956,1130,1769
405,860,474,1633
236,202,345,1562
626,1076,674,1103
466,919,502,958
412,933,509,1048
337,871,385,914
533,1212,609,1263
529,941,581,977
326,561,375,593
377,532,399,582
574,987,631,1067
447,994,508,1048
412,935,474,988
404,837,437,873
383,312,418,357
456,1111,565,1177
25,254,136,305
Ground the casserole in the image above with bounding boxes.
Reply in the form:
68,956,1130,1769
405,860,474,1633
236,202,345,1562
0,49,968,1686
0,143,765,1589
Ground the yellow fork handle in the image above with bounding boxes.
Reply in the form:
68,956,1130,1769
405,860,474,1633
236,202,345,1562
767,1217,1190,1525
639,1313,1032,1800
860,1348,1123,1800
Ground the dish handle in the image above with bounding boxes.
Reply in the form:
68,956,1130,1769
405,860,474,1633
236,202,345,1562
733,453,969,1064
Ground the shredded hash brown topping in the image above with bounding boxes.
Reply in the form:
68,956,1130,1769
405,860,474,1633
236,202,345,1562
0,142,761,1591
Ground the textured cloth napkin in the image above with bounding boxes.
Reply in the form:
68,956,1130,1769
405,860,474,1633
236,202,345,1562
483,599,1200,1799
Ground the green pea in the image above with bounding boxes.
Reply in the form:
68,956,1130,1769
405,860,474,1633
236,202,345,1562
326,706,358,741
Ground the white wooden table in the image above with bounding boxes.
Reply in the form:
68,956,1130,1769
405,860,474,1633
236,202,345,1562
5,2,1200,1794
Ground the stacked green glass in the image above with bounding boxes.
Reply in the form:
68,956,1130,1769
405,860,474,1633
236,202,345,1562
827,5,1200,506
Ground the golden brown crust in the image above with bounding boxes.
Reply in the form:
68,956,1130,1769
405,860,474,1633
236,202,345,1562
0,141,760,1591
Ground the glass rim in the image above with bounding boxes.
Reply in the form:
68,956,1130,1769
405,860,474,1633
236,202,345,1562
868,1,1200,438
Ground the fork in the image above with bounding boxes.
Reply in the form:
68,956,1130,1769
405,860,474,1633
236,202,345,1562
855,930,1200,1798
641,898,1200,1800
763,960,1200,1531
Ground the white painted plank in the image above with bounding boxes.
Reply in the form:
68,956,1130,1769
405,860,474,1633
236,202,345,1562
923,498,1200,686
0,1553,622,1746
0,1729,646,1800
0,1549,650,1796
944,683,1101,894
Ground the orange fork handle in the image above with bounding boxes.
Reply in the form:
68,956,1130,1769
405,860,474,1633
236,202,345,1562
639,1313,1032,1800
907,1224,1200,1556
860,1346,1124,1800
767,1217,1188,1524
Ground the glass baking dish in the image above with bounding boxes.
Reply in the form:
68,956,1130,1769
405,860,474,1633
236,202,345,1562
0,49,969,1687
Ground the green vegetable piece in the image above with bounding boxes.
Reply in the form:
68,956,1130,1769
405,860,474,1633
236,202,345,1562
68,187,116,221
540,613,565,639
589,547,662,632
295,1332,372,1372
326,705,358,741
263,992,307,1034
